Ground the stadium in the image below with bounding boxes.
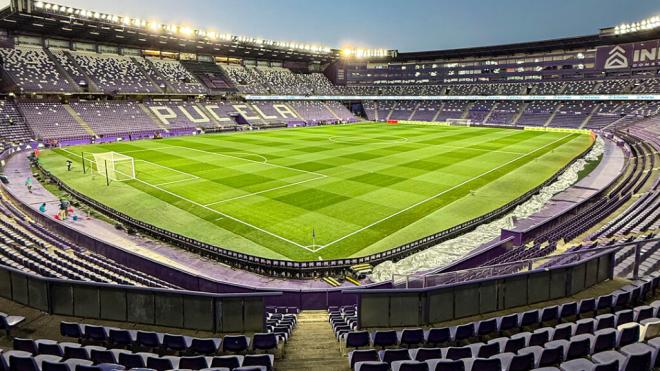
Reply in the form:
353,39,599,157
0,0,657,369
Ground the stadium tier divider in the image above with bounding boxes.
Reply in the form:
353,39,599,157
0,261,278,333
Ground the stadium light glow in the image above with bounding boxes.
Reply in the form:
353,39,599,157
614,15,660,35
30,0,337,55
341,48,389,59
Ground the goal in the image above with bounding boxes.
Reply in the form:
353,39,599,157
87,152,136,182
447,118,472,127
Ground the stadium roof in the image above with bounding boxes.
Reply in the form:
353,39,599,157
2,0,660,64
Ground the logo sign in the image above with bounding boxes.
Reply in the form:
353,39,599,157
604,46,629,69
597,39,660,70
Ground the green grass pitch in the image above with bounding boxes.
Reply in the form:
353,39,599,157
39,123,593,261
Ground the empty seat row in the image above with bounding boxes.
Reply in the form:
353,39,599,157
1,346,272,371
60,322,280,354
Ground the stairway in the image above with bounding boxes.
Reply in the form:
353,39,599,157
579,104,601,129
63,51,101,92
138,104,170,132
431,102,446,122
323,103,342,121
408,102,421,121
131,57,166,93
277,310,348,371
63,105,97,137
43,48,82,92
544,103,563,127
511,102,529,126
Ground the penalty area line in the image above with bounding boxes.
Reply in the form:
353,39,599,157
58,148,316,253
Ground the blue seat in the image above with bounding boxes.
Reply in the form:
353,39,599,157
564,335,591,361
445,346,471,361
178,356,208,370
615,310,634,327
400,329,425,347
616,323,640,347
380,349,410,364
252,333,278,352
476,342,499,358
90,350,116,365
190,338,221,355
162,334,191,353
12,338,37,355
209,355,241,369
529,328,552,347
117,353,149,369
346,331,371,349
391,360,428,371
520,310,540,328
349,350,379,369
108,329,135,348
372,331,398,348
476,319,498,338
413,348,442,362
595,314,616,330
453,324,474,343
426,328,450,345
146,357,174,371
466,358,501,371
355,361,388,371
578,298,596,317
596,295,614,311
541,306,560,324
222,335,250,353
37,340,63,357
136,331,162,350
426,359,465,371
83,326,107,343
60,321,83,339
593,328,617,353
499,314,519,333
9,355,40,371
560,302,578,320
574,318,596,335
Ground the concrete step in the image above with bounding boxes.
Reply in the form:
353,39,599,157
278,310,347,370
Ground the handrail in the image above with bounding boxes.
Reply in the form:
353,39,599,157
392,237,659,289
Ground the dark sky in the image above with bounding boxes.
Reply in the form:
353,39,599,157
58,0,660,52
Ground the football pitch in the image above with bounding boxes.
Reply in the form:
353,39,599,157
40,123,593,261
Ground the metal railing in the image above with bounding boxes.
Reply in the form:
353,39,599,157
393,237,659,289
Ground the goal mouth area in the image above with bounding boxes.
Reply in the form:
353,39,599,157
85,151,136,182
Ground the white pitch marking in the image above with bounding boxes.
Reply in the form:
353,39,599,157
134,159,200,181
314,133,577,251
161,144,327,178
59,147,315,251
154,178,199,186
203,175,327,206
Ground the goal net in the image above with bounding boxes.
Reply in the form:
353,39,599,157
89,152,136,182
447,118,472,127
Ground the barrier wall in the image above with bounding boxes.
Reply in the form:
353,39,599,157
351,249,615,327
0,263,278,333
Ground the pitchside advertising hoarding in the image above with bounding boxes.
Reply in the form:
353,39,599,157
596,39,660,70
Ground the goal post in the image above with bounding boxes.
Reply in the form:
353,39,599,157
446,118,472,127
88,152,136,182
